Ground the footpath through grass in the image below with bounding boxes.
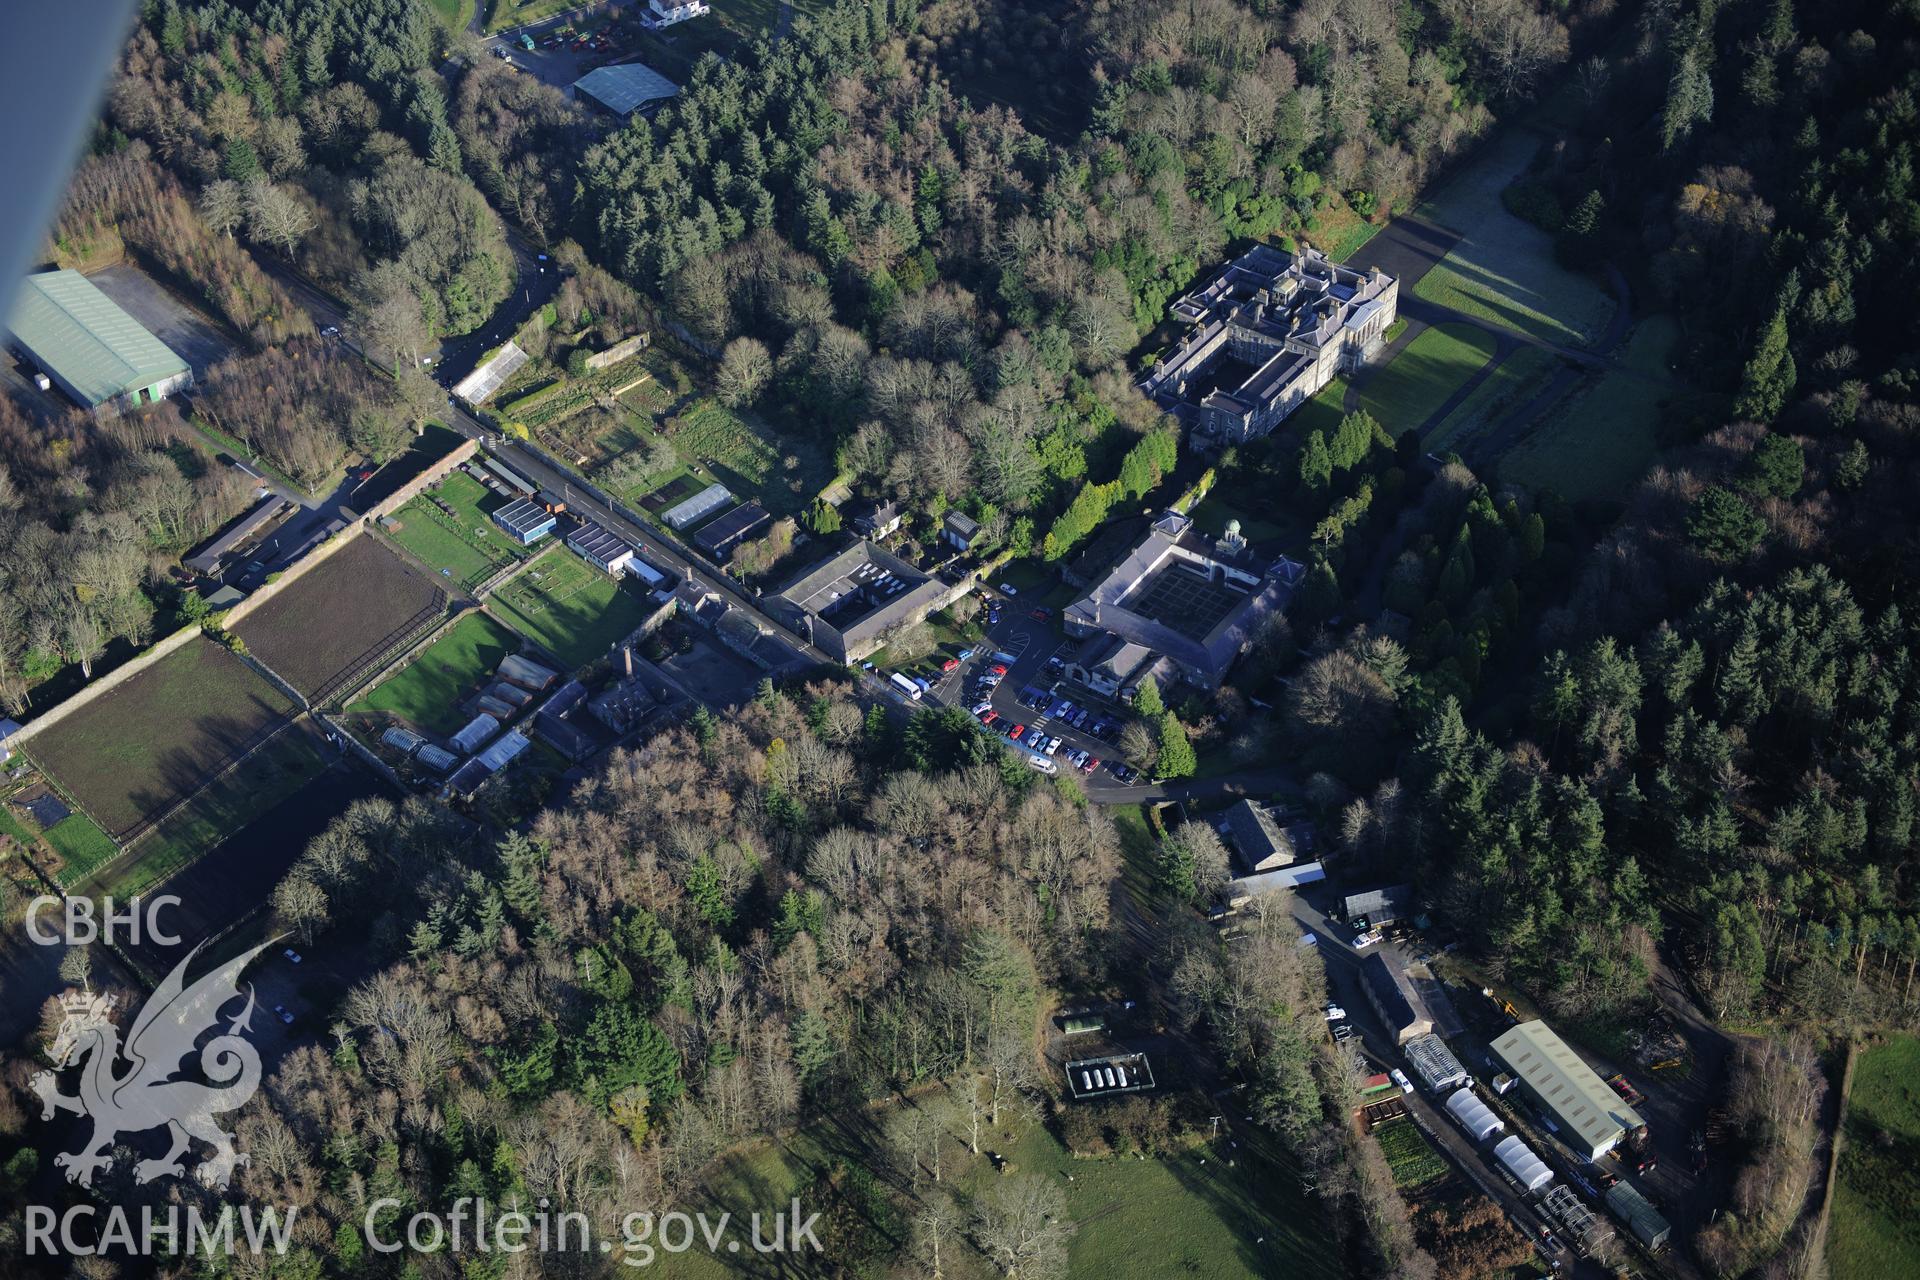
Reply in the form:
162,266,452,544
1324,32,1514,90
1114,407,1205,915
353,612,521,735
1830,1035,1920,1280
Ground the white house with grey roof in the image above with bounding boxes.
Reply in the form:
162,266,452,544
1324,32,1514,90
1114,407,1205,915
1142,244,1396,446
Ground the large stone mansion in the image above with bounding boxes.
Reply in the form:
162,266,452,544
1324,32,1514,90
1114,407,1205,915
1140,243,1398,446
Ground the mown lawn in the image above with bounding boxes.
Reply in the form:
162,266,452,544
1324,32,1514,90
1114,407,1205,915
1500,315,1681,501
352,612,522,734
655,1096,1340,1280
1356,323,1500,435
1411,131,1616,348
489,549,656,669
1830,1035,1920,1280
1424,346,1563,456
1291,376,1350,439
387,470,529,591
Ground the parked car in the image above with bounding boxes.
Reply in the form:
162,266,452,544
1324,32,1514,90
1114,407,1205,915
1081,756,1100,773
941,658,960,673
1044,738,1062,756
1009,724,1025,740
1391,1069,1415,1095
980,711,999,726
971,701,993,715
990,663,1009,676
998,583,1019,596
1030,607,1051,621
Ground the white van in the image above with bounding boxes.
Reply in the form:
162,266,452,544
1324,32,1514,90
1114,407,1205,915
889,672,922,700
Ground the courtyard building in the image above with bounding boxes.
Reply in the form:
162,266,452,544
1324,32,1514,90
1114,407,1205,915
1061,511,1299,691
1141,244,1397,447
765,540,948,664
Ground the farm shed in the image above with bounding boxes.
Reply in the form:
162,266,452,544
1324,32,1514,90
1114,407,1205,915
1360,951,1435,1046
1491,1019,1645,1160
662,482,733,530
492,498,556,546
451,713,501,754
572,62,680,119
693,502,772,561
498,654,557,691
445,758,494,797
8,269,191,412
1605,1181,1670,1250
1343,883,1413,923
1444,1089,1504,1143
1492,1135,1553,1193
475,729,530,771
1404,1033,1470,1093
567,521,636,575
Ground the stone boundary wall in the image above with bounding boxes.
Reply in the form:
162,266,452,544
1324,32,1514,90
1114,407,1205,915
8,625,202,744
363,436,480,523
585,332,650,370
221,523,366,631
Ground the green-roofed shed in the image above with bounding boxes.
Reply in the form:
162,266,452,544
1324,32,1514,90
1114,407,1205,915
7,269,191,413
572,62,680,118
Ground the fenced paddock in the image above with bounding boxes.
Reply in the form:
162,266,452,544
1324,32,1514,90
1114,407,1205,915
23,636,298,844
235,535,448,703
488,548,656,669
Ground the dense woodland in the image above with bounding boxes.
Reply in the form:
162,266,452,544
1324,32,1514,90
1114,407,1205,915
0,0,1916,1276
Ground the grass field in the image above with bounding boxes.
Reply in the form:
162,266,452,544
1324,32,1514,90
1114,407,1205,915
425,0,474,29
237,536,448,702
1375,1119,1449,1190
1424,346,1563,456
388,471,530,590
1501,315,1681,501
1412,131,1615,348
42,815,119,887
1830,1035,1920,1280
26,638,297,841
104,727,329,898
489,549,656,669
352,613,522,734
656,1097,1339,1280
1356,323,1501,434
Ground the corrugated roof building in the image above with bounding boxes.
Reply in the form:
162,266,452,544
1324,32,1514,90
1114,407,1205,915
1491,1020,1646,1160
8,270,191,412
573,62,680,117
1360,951,1435,1045
1605,1180,1671,1250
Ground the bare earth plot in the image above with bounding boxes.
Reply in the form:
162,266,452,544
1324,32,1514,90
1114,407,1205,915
25,637,297,843
236,535,449,703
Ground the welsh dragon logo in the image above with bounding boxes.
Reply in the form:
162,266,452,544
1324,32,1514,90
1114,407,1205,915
31,939,274,1190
